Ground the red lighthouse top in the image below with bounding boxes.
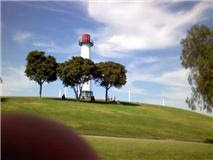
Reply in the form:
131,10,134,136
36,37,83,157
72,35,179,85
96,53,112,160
79,34,93,46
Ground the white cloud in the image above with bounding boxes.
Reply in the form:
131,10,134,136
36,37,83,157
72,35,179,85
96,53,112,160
32,41,54,48
128,56,159,70
114,81,146,95
139,57,159,64
2,66,36,96
114,66,190,104
160,86,191,107
20,1,86,16
125,65,191,107
161,86,190,101
32,40,79,55
86,1,210,107
13,32,32,43
128,68,189,87
154,69,189,86
87,1,212,57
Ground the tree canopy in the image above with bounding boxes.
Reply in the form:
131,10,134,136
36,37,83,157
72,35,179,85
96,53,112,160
180,24,213,110
95,61,127,102
57,56,96,101
25,51,57,98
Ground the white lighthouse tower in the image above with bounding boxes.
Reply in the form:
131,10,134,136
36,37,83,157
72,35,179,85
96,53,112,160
79,34,94,98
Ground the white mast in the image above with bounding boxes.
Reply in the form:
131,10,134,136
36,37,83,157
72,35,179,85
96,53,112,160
64,87,67,97
128,88,131,102
58,89,61,98
162,98,165,106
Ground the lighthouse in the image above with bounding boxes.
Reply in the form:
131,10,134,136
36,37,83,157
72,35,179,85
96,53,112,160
79,34,94,98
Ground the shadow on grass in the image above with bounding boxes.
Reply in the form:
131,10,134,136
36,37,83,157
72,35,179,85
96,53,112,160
1,97,8,103
42,96,141,107
44,97,140,106
204,139,213,144
44,97,76,102
119,101,140,106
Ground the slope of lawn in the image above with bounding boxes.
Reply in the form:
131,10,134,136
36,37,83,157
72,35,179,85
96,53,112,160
85,136,213,160
2,97,213,143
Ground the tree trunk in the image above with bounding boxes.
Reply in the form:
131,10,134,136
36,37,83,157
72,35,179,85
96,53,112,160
39,83,42,98
79,85,83,101
73,87,79,101
105,87,108,103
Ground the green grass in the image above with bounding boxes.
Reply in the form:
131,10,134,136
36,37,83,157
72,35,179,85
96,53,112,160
2,97,213,160
85,136,213,160
2,97,213,142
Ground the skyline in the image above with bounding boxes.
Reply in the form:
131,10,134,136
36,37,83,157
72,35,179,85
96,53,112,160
1,1,213,110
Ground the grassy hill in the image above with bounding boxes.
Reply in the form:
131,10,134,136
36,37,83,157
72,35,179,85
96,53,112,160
86,136,213,160
2,97,213,160
2,97,213,142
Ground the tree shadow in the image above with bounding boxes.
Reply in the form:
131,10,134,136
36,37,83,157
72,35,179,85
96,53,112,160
44,97,76,102
204,139,213,144
119,101,140,106
43,97,140,106
1,97,8,103
82,100,140,106
84,100,109,105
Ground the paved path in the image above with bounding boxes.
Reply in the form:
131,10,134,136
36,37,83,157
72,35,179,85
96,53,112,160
81,135,211,145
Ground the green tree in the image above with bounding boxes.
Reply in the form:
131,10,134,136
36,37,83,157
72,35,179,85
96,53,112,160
25,51,57,98
95,61,127,102
180,24,213,110
57,56,96,101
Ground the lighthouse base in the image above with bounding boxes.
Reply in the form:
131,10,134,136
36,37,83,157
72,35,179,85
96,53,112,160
81,91,93,99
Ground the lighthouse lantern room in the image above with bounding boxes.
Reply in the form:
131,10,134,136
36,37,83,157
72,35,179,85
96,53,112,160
79,34,94,98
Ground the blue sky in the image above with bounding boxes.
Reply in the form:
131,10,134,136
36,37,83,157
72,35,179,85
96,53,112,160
1,1,213,109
